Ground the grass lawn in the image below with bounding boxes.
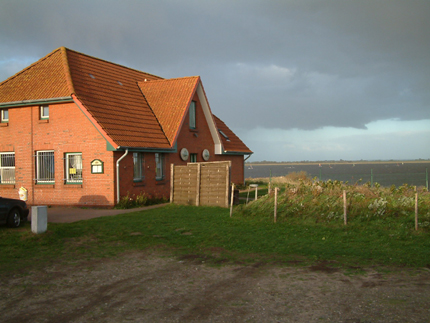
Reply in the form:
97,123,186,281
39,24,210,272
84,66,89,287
1,204,430,276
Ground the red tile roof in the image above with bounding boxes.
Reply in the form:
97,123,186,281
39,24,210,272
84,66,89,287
138,76,200,145
0,47,72,103
65,49,170,148
0,47,252,154
213,115,252,154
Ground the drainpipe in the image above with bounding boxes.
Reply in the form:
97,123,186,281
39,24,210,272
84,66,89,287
243,154,253,184
116,148,128,204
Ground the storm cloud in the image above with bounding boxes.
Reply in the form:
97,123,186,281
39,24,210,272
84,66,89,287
1,0,429,160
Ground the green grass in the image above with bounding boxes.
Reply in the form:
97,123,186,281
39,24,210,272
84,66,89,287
1,203,430,277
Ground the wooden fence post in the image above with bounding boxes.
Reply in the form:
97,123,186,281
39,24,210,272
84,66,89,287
230,183,235,217
274,187,278,223
343,190,347,225
170,164,174,203
196,163,201,206
415,192,418,231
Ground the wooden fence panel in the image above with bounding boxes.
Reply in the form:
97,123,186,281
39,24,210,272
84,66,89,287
171,164,199,205
171,161,230,208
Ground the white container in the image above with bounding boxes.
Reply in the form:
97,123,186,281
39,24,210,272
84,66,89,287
31,206,47,234
18,187,28,201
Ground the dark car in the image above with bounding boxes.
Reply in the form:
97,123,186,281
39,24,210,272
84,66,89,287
0,197,29,228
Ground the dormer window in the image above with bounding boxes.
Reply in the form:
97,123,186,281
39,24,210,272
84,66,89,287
1,109,8,122
189,101,196,129
40,105,49,120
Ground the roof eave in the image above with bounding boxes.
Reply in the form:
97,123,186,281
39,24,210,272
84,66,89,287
115,145,177,153
0,97,73,108
220,151,254,156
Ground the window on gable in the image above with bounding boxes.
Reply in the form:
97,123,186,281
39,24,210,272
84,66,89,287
35,150,55,183
0,152,15,184
1,109,9,122
155,153,165,180
40,105,49,120
65,153,82,184
133,152,144,181
218,129,230,141
190,154,197,163
189,101,196,129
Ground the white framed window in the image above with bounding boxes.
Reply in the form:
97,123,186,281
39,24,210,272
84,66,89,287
190,153,197,163
0,152,15,184
133,152,144,181
189,101,196,129
36,150,55,183
155,153,164,180
1,109,9,122
91,159,104,174
65,153,82,183
40,105,49,120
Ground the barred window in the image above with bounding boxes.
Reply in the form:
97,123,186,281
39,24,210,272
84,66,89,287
65,153,82,183
133,152,144,181
36,150,55,183
0,152,15,184
155,153,164,180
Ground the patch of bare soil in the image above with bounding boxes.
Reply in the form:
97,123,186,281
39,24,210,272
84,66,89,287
1,252,430,323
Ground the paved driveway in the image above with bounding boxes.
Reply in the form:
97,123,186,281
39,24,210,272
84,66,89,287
29,204,168,223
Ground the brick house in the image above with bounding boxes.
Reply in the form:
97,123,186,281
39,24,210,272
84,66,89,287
0,47,252,207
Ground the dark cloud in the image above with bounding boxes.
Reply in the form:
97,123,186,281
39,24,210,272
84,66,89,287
1,0,429,132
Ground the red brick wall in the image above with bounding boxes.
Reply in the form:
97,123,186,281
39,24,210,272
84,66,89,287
173,93,245,185
115,151,172,201
0,95,246,207
0,102,115,207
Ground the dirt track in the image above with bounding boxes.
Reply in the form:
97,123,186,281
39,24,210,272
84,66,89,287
1,252,430,323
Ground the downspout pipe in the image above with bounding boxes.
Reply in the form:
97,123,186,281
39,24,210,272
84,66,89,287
243,153,253,184
116,148,129,204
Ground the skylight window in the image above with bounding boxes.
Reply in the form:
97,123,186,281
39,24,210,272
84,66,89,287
89,73,95,79
117,81,123,86
218,129,230,141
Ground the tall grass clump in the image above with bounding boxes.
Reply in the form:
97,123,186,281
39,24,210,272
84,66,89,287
237,176,430,230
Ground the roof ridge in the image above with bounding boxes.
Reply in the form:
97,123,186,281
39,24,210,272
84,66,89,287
63,47,164,80
60,47,76,94
139,75,199,83
0,47,63,88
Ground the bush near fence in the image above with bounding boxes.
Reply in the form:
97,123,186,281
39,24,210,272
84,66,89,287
238,172,430,230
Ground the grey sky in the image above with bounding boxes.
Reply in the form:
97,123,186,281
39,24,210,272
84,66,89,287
1,0,429,161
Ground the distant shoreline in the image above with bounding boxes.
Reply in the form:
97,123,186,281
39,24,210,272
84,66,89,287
246,160,430,166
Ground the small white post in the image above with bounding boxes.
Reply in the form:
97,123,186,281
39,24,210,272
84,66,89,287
230,183,235,217
249,184,258,202
31,206,48,234
274,187,278,223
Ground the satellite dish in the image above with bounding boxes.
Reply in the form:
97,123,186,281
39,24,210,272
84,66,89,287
180,148,189,161
202,149,210,161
